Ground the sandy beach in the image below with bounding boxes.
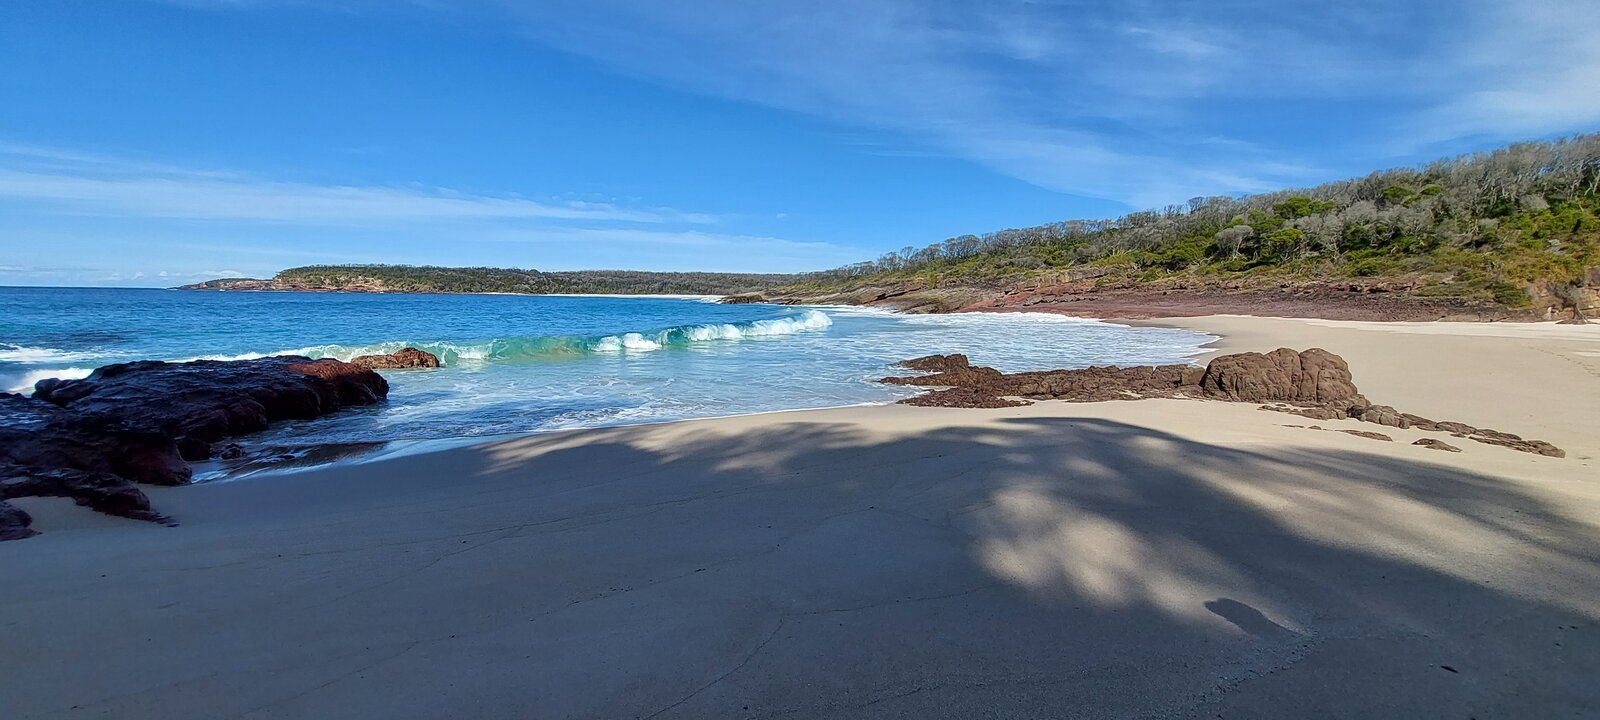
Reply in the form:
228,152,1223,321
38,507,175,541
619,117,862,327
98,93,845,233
4,315,1599,719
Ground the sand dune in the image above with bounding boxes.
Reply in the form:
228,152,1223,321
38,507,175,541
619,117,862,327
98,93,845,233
3,316,1599,719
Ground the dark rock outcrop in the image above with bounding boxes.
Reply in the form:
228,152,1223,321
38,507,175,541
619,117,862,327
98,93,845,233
1413,438,1462,452
883,354,1005,388
1462,429,1565,457
718,293,768,304
34,356,388,461
1340,429,1393,441
884,353,1196,402
350,347,441,370
1,467,173,525
0,499,37,541
2,357,389,538
1,392,192,486
884,348,1564,458
895,354,976,373
901,387,1030,409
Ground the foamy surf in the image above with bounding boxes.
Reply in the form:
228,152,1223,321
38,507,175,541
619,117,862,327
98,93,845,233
0,343,109,364
236,309,836,364
1,366,94,394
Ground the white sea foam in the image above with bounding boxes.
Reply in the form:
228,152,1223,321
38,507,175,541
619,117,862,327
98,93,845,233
0,343,107,364
183,351,276,362
592,333,664,353
594,310,831,351
1,367,94,394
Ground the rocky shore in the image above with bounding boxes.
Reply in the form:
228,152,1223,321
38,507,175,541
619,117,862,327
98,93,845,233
756,279,1550,321
882,349,1565,457
0,355,398,539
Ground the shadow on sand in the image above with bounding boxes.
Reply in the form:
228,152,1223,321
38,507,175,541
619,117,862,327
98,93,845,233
4,415,1598,719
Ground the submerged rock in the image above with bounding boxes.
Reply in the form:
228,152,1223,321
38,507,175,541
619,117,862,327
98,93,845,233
350,347,441,370
883,354,1005,388
895,354,977,373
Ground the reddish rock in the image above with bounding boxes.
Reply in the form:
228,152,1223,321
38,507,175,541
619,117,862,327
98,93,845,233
1340,429,1393,441
885,349,1564,459
900,387,1030,408
1198,348,1358,404
1004,364,1191,401
896,354,977,373
1353,403,1409,428
350,347,441,370
1467,434,1565,458
884,354,1192,402
1413,438,1462,452
882,354,1005,387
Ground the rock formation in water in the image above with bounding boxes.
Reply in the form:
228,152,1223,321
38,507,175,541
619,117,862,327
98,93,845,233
33,356,388,461
1,357,389,539
883,349,1563,457
350,347,441,369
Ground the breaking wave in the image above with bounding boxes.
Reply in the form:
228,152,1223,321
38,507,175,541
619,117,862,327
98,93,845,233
0,343,107,364
199,310,834,366
1,366,95,394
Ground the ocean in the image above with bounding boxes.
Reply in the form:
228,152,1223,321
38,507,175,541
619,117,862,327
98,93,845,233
1,287,1215,472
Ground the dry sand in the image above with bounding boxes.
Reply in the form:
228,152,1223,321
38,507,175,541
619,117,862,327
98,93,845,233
3,316,1599,719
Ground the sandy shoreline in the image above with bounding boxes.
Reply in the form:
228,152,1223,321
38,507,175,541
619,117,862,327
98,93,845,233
4,315,1599,718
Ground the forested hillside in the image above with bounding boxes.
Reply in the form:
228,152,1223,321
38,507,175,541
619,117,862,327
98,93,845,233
785,134,1600,315
185,265,802,295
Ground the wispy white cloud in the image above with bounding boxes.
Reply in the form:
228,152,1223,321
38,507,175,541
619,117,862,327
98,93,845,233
1401,0,1600,149
0,144,714,226
466,0,1599,206
0,143,851,280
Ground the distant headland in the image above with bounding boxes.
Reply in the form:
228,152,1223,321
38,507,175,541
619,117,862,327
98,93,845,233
179,265,800,297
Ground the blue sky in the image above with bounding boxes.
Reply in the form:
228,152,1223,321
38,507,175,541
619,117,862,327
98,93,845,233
2,1,1597,287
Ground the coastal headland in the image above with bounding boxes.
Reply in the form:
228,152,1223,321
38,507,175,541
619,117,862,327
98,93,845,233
3,314,1597,718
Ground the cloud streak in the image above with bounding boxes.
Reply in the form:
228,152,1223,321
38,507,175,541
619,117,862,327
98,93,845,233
0,143,854,282
0,144,714,226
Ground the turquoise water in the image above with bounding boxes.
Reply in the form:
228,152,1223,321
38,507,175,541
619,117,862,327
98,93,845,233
1,287,1214,450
